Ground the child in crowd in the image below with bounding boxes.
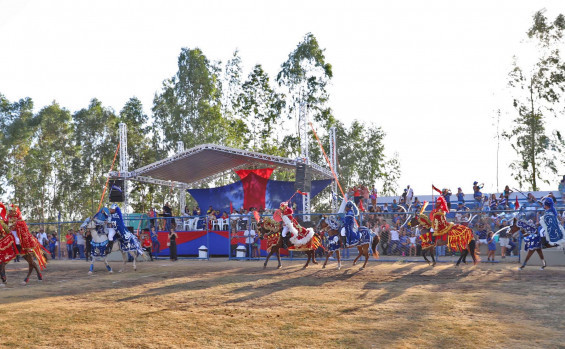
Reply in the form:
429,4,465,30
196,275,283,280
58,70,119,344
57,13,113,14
408,232,417,257
487,231,496,262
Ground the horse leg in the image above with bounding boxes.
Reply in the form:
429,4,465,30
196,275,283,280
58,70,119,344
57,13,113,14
336,250,342,270
468,240,478,265
422,249,430,265
323,251,333,269
430,248,436,267
361,246,369,270
536,249,546,269
264,249,274,269
104,256,113,273
311,248,318,265
303,251,311,269
352,247,362,266
456,250,468,267
22,254,42,285
88,256,95,275
0,263,6,285
119,251,126,273
519,250,535,269
132,252,137,272
276,248,282,269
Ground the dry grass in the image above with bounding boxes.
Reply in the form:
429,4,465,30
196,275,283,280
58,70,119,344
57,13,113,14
0,258,564,349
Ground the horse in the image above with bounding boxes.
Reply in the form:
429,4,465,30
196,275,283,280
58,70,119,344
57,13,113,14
115,227,145,273
257,217,322,269
507,217,557,270
318,216,380,270
82,217,113,275
0,234,46,286
409,216,478,266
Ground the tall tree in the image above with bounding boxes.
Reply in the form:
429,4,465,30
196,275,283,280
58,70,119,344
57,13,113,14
153,48,230,152
237,64,286,152
276,33,334,157
505,10,565,190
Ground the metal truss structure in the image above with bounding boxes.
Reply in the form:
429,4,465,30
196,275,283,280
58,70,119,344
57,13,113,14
329,126,338,212
109,143,333,202
298,100,311,221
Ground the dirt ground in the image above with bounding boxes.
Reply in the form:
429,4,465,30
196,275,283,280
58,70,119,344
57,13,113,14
0,257,564,349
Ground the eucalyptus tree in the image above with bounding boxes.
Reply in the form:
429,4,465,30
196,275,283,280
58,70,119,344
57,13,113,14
153,47,232,152
504,10,565,190
276,33,334,158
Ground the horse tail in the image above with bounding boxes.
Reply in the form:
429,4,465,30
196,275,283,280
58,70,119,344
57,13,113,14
371,235,380,259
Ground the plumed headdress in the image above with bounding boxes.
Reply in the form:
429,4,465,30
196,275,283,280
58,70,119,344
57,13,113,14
543,197,558,217
435,196,449,213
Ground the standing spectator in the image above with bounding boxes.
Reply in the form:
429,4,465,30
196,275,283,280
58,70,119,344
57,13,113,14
37,229,48,248
76,228,86,260
148,207,157,229
168,229,178,261
251,232,260,258
361,185,370,209
391,199,399,212
400,189,407,206
412,198,422,213
389,226,400,255
48,233,57,259
498,222,509,259
163,202,173,232
487,231,496,262
142,233,153,261
435,242,446,258
558,175,565,201
442,188,452,210
473,181,484,210
503,186,513,202
353,186,362,205
370,187,378,208
475,221,488,250
408,231,417,256
406,185,414,206
379,221,390,255
399,228,409,256
65,229,74,260
85,229,92,261
150,227,160,257
456,187,465,204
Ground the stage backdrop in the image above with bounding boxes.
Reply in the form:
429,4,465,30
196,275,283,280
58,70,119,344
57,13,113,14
187,168,331,213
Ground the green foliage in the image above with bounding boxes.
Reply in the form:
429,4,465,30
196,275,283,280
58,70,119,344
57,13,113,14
505,10,565,190
0,32,401,220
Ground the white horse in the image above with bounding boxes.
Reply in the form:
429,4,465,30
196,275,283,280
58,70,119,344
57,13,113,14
115,228,146,273
82,218,113,275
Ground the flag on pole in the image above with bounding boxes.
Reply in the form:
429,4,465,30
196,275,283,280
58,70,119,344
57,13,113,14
432,185,442,194
515,196,519,209
297,190,308,196
359,200,365,212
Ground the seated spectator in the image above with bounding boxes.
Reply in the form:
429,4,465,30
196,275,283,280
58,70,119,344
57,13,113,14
399,228,409,256
412,198,422,213
475,222,488,249
379,223,390,255
141,232,153,261
391,200,398,212
383,203,390,213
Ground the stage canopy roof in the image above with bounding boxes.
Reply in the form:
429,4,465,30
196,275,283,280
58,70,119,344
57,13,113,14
111,144,333,188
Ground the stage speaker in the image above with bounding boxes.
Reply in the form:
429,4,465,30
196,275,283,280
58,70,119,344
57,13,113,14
294,163,312,192
109,179,125,202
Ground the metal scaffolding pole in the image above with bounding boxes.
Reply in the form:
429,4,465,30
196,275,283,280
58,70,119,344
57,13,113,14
118,123,128,213
329,126,338,212
177,141,186,214
298,100,311,221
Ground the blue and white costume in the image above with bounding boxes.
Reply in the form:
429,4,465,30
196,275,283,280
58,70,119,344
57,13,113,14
539,197,565,247
340,201,359,246
517,220,541,251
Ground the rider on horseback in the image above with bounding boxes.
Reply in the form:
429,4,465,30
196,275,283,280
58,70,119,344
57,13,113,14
340,201,359,247
430,196,453,244
106,203,127,253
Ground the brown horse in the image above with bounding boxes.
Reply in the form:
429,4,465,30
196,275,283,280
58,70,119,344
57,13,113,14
318,217,380,270
409,216,478,266
257,218,322,269
0,234,45,286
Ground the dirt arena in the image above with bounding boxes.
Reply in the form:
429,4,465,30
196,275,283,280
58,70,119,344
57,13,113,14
1,258,564,349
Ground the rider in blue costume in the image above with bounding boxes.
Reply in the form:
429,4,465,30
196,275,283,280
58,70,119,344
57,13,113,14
340,201,359,247
539,197,564,248
106,203,129,253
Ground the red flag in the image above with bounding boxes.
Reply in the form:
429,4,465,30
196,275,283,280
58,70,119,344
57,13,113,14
359,200,365,212
297,190,308,196
515,196,519,209
432,185,442,194
230,202,233,214
253,210,260,223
